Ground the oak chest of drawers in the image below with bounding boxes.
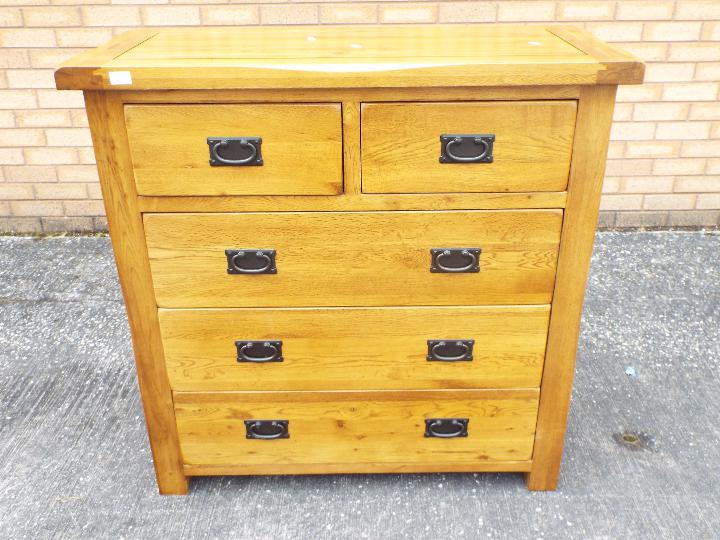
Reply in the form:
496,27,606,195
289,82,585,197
56,25,643,494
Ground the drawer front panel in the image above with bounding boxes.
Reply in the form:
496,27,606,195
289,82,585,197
361,101,577,194
159,306,550,391
174,390,539,466
125,104,343,196
144,210,562,308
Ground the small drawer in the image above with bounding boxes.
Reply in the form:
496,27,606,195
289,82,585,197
159,305,550,391
143,210,563,308
124,103,343,196
361,101,577,194
174,390,539,468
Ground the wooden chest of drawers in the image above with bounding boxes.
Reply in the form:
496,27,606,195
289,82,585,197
56,25,643,494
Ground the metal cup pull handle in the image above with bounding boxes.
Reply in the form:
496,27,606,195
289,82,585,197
235,341,283,363
424,418,469,438
440,134,495,164
245,420,289,440
427,340,474,362
225,249,277,275
430,248,481,273
208,137,263,166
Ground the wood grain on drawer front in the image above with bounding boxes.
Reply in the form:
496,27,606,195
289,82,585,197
124,104,343,196
361,101,577,193
174,389,539,467
159,305,550,391
144,210,562,308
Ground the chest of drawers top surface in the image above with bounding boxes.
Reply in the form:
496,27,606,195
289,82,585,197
56,25,643,495
56,24,642,91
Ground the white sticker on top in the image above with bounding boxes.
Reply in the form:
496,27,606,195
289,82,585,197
108,71,132,86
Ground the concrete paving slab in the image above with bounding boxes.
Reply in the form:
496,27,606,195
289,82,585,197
0,232,718,539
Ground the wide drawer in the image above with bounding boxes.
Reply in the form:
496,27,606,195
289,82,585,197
144,210,562,308
174,390,539,468
159,306,550,391
124,104,343,196
361,101,577,193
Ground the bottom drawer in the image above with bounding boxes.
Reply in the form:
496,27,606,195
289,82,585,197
174,390,539,472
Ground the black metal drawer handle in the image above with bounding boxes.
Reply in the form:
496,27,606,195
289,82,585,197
245,420,289,439
225,249,277,274
424,418,469,438
208,137,263,166
235,340,283,363
427,340,474,362
430,248,481,273
440,134,494,164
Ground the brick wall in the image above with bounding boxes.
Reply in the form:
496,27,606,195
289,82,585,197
0,0,718,233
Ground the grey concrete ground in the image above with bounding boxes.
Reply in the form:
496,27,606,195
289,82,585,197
0,231,719,539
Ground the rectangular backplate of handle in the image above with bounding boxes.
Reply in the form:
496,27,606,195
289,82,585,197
424,418,469,438
225,249,277,274
208,137,263,166
439,134,494,164
430,248,480,273
245,420,289,440
235,340,283,363
427,340,474,361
